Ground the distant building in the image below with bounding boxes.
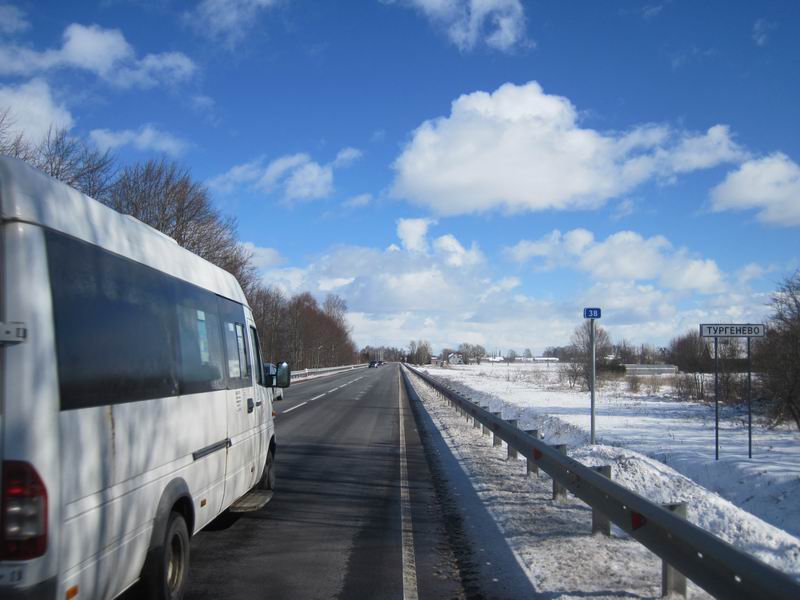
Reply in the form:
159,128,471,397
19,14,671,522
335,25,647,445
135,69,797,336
448,353,464,365
534,357,559,362
623,364,677,376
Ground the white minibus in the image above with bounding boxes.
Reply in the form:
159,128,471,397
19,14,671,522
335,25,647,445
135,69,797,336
0,156,288,599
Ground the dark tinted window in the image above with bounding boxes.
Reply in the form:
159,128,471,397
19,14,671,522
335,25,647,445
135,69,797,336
46,230,247,409
250,326,263,386
46,230,179,409
176,282,226,394
218,296,252,389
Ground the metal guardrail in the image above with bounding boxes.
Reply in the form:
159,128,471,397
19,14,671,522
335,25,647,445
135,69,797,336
403,365,800,600
290,363,368,380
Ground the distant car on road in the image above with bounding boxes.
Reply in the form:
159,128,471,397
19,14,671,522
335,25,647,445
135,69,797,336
369,361,378,368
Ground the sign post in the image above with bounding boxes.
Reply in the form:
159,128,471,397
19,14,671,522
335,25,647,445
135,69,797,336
584,308,601,444
700,324,765,461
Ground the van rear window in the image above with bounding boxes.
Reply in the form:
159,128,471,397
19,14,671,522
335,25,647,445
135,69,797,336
45,230,250,410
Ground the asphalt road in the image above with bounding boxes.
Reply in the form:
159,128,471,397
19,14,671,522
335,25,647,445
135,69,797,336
182,364,464,599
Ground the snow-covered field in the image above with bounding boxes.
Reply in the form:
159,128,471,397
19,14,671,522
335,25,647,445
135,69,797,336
421,362,800,541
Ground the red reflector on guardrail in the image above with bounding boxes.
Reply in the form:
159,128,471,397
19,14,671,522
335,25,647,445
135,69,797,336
631,511,647,530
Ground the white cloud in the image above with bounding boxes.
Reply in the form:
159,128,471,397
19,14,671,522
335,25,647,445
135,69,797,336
0,78,73,140
505,229,723,293
343,193,372,208
0,23,196,88
392,81,746,216
89,125,189,156
206,157,265,194
711,153,800,227
0,4,29,35
332,146,363,168
397,217,436,253
612,197,636,220
187,0,281,46
241,242,285,270
752,18,776,47
391,0,529,52
209,147,359,202
641,3,667,20
283,160,333,200
433,234,483,267
318,277,355,291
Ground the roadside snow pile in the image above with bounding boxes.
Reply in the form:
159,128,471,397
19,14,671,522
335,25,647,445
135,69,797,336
570,445,800,577
424,363,800,540
406,373,709,598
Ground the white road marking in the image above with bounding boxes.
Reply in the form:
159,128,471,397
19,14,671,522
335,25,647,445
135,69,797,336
282,401,307,414
310,393,326,401
398,370,419,600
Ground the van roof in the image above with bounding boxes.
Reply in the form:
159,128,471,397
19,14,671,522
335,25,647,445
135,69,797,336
0,156,247,306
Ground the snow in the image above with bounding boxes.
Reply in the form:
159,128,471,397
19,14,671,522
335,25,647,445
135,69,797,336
411,363,800,584
406,371,709,598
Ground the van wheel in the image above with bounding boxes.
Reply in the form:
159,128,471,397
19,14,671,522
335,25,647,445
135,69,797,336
142,511,190,600
259,449,276,491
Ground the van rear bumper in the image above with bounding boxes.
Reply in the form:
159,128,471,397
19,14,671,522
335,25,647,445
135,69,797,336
1,577,57,600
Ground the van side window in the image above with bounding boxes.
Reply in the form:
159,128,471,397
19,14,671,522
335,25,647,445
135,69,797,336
176,283,226,394
218,297,251,389
250,326,264,386
46,230,180,409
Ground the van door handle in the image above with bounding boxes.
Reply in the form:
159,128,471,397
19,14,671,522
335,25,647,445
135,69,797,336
247,398,254,413
255,401,262,407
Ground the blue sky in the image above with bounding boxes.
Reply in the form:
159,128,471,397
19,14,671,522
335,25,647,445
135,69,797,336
1,0,799,352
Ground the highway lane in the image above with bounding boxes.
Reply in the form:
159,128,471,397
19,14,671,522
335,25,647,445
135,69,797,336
182,364,465,599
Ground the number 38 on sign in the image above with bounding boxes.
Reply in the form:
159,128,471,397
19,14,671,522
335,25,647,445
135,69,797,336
583,308,601,319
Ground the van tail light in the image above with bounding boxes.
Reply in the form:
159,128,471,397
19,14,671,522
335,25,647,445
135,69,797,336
1,461,48,560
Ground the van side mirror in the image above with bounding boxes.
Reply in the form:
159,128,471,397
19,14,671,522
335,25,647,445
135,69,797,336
276,362,291,388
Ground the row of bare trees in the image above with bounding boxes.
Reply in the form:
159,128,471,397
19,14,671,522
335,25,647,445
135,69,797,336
407,340,432,365
250,289,358,369
2,109,359,371
358,346,406,362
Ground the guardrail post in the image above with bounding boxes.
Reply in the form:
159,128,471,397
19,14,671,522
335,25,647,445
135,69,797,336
662,502,688,598
552,444,568,501
491,412,503,447
507,420,519,460
473,412,481,429
525,429,539,476
591,466,612,536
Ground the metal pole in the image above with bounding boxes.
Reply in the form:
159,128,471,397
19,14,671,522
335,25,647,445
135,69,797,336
590,318,596,445
748,337,752,459
715,336,719,461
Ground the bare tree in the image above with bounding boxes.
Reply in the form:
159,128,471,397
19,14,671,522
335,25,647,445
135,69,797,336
0,112,115,198
668,330,711,399
570,321,612,389
756,271,800,431
105,158,257,293
0,108,34,161
33,128,116,200
250,286,287,363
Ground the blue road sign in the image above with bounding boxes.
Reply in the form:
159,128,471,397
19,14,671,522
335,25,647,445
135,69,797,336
583,307,601,319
